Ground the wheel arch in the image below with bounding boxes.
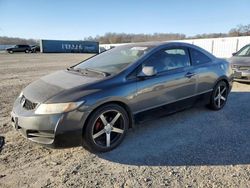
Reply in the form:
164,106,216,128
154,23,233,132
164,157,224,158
82,100,134,135
213,76,230,89
208,75,230,111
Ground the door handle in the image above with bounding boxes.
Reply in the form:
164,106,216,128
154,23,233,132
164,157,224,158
185,72,196,78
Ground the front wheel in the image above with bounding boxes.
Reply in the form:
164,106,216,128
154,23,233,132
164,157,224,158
208,81,229,110
83,104,129,152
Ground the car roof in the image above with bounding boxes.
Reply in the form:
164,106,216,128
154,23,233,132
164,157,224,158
120,41,199,49
120,41,168,48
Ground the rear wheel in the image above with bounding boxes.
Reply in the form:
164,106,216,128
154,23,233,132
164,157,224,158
209,81,228,110
83,104,129,152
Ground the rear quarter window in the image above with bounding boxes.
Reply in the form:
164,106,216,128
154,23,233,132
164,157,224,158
190,48,211,65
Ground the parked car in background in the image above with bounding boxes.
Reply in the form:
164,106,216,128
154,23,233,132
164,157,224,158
30,45,40,53
99,46,107,53
11,42,233,152
228,44,250,83
6,45,32,53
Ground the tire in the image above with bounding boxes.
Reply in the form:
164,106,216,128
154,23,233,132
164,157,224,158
0,136,5,150
8,50,13,54
208,81,229,110
25,49,29,53
83,104,129,152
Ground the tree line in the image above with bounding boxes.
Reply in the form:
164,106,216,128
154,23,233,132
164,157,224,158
0,24,249,45
88,24,250,43
85,33,186,44
0,36,39,45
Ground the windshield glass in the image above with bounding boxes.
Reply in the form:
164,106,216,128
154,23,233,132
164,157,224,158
74,45,153,75
236,45,250,56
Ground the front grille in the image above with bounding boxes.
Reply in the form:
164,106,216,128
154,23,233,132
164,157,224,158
238,66,250,71
20,96,38,110
233,65,250,70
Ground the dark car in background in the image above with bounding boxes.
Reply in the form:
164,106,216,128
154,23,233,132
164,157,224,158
30,45,40,53
11,42,233,152
228,44,250,83
6,44,32,53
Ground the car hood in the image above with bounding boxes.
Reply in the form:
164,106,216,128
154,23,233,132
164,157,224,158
228,56,250,66
23,70,102,103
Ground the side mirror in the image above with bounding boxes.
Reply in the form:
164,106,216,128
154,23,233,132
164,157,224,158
232,52,237,56
137,66,157,78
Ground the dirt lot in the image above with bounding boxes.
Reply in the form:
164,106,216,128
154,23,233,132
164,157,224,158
0,53,250,188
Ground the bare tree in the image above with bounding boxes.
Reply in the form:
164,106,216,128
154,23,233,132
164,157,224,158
0,36,38,45
88,32,186,44
229,24,250,37
1,24,250,45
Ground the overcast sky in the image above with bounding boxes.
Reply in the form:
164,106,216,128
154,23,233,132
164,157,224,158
0,0,249,40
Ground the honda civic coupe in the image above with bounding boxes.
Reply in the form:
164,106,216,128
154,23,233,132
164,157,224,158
11,42,233,152
228,44,250,83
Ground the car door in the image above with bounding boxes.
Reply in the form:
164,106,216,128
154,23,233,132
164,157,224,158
13,45,19,52
17,45,24,52
20,45,26,52
189,47,216,94
132,47,198,113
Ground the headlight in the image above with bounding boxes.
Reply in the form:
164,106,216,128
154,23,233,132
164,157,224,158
18,92,23,98
231,64,237,69
35,101,84,114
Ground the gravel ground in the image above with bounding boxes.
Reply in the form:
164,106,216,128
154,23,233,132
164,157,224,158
0,53,250,188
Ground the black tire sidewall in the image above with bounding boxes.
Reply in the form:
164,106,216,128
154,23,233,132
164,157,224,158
83,104,129,152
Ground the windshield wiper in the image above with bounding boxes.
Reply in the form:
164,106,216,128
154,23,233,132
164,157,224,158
67,67,79,72
85,68,110,77
67,67,110,77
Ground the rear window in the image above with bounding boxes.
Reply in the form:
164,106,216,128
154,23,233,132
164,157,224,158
190,48,211,65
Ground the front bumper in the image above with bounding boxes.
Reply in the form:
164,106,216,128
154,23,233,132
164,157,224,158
11,103,91,148
233,69,250,83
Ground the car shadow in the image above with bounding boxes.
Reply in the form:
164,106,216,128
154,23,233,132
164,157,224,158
98,91,250,166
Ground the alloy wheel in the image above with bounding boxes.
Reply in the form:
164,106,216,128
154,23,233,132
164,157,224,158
214,84,227,109
92,110,125,148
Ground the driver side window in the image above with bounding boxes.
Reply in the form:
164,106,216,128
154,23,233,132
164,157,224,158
142,47,190,74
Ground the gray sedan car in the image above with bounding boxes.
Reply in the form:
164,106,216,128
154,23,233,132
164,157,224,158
228,44,250,83
11,42,233,152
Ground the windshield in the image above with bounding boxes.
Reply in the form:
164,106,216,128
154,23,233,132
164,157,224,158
235,45,250,57
74,45,153,75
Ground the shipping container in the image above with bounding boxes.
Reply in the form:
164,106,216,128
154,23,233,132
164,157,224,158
40,39,99,53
